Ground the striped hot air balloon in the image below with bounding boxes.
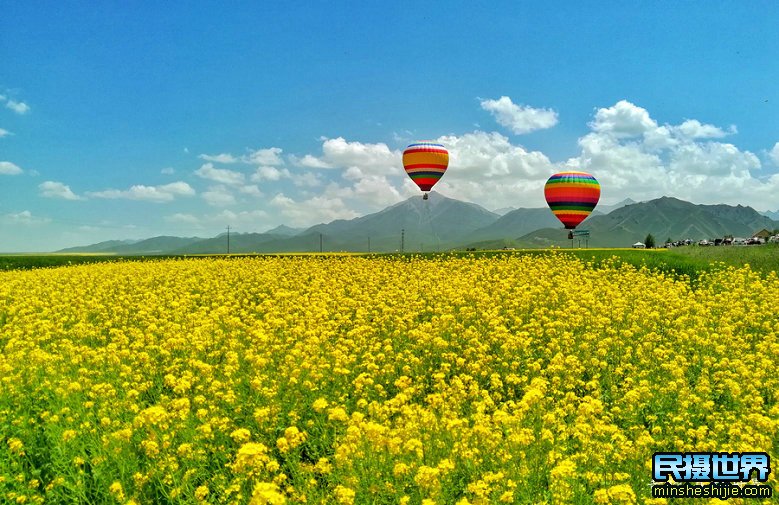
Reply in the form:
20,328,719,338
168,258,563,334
544,171,601,229
403,142,448,198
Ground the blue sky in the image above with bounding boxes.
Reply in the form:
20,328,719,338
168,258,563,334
2,1,778,251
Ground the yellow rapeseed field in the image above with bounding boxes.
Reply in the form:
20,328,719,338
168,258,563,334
0,254,777,504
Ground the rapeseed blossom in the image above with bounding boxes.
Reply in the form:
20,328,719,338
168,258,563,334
0,255,776,503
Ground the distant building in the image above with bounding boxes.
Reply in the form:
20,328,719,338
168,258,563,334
753,229,772,239
632,242,646,249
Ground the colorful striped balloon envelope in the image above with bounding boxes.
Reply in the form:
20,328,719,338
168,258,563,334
544,171,601,229
403,142,449,193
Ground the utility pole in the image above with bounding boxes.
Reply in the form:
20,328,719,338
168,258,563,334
401,228,405,253
319,233,323,253
367,237,371,253
226,225,231,254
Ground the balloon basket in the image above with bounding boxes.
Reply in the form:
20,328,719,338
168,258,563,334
423,193,429,200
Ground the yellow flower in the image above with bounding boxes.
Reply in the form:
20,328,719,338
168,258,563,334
312,397,329,412
194,485,209,500
7,438,24,455
334,485,355,505
231,428,251,443
233,442,271,473
327,407,349,422
109,481,125,501
250,482,286,505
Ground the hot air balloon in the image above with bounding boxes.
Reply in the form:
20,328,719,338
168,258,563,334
403,142,448,200
544,171,600,229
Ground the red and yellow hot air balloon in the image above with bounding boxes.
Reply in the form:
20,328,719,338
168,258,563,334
403,142,448,199
544,171,601,229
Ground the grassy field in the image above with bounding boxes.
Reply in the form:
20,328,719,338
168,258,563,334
544,244,779,283
2,244,777,277
0,254,121,271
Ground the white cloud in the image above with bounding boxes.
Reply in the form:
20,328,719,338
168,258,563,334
245,147,284,166
0,161,23,175
4,210,50,225
589,100,657,137
202,185,236,206
88,181,194,202
676,119,735,139
670,142,758,177
480,96,558,134
770,142,779,166
251,165,291,182
165,213,202,227
292,171,324,188
440,131,552,179
165,209,272,231
0,128,11,138
304,137,400,177
238,184,264,197
296,154,334,169
289,137,409,212
215,209,270,224
199,153,240,164
565,100,779,209
4,99,30,115
39,181,83,200
270,193,359,227
161,167,175,175
427,131,554,208
195,163,245,185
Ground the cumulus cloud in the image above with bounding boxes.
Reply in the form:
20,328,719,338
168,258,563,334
88,181,194,202
770,142,779,166
589,100,657,137
165,209,271,230
161,167,175,175
296,154,334,169
4,210,50,225
676,119,735,139
270,193,359,227
199,153,240,164
164,213,202,226
215,209,270,224
0,128,11,138
425,131,554,208
670,142,758,177
251,165,291,182
238,184,263,197
195,163,245,185
303,137,400,176
480,96,558,134
202,185,236,207
39,181,83,200
287,137,409,212
0,95,30,115
0,161,23,175
245,147,284,166
566,100,778,209
6,100,30,115
291,171,325,188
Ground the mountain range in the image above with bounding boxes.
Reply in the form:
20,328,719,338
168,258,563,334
58,193,779,254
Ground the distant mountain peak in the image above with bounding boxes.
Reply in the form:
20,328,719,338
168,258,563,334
264,224,303,236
